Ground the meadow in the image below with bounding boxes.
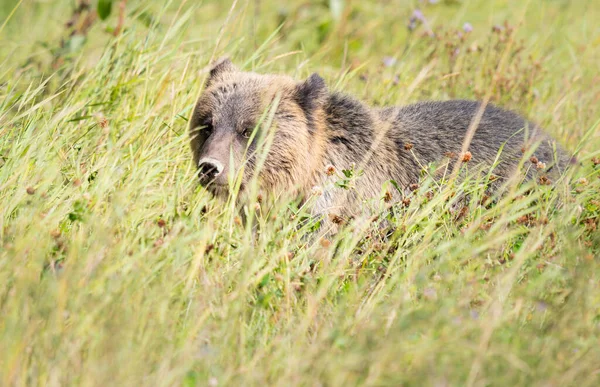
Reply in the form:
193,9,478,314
1,0,599,385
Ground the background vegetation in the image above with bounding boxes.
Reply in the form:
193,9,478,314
1,0,599,385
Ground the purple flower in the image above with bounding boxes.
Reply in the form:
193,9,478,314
536,301,548,312
382,56,397,67
412,9,425,22
408,9,426,31
463,22,473,33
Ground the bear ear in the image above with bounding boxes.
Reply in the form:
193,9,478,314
205,57,238,88
294,73,328,113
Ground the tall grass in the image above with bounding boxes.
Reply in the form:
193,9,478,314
1,0,599,385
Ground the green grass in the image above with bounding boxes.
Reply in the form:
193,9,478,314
1,0,600,385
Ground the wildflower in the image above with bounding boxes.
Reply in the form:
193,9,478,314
320,238,332,248
423,287,437,300
585,219,597,231
463,22,473,33
153,238,164,248
325,164,336,176
480,223,492,231
479,194,491,206
492,24,504,33
383,190,392,203
95,113,109,129
408,9,425,31
310,185,323,196
461,151,472,162
329,214,344,224
412,9,425,22
382,56,396,67
517,215,531,225
536,161,546,170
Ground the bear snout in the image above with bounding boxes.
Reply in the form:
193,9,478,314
198,157,225,185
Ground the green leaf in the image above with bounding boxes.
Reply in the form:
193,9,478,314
97,0,113,21
388,179,402,193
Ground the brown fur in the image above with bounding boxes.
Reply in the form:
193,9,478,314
189,58,572,228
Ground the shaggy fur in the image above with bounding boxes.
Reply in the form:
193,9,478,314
189,58,571,224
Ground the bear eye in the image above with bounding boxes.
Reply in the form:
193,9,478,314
241,126,255,139
201,119,213,133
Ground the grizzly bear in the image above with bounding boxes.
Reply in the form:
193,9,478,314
189,58,571,227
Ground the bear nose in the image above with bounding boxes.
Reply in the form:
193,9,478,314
197,158,224,182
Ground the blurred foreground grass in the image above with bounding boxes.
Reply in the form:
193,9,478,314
1,0,600,385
